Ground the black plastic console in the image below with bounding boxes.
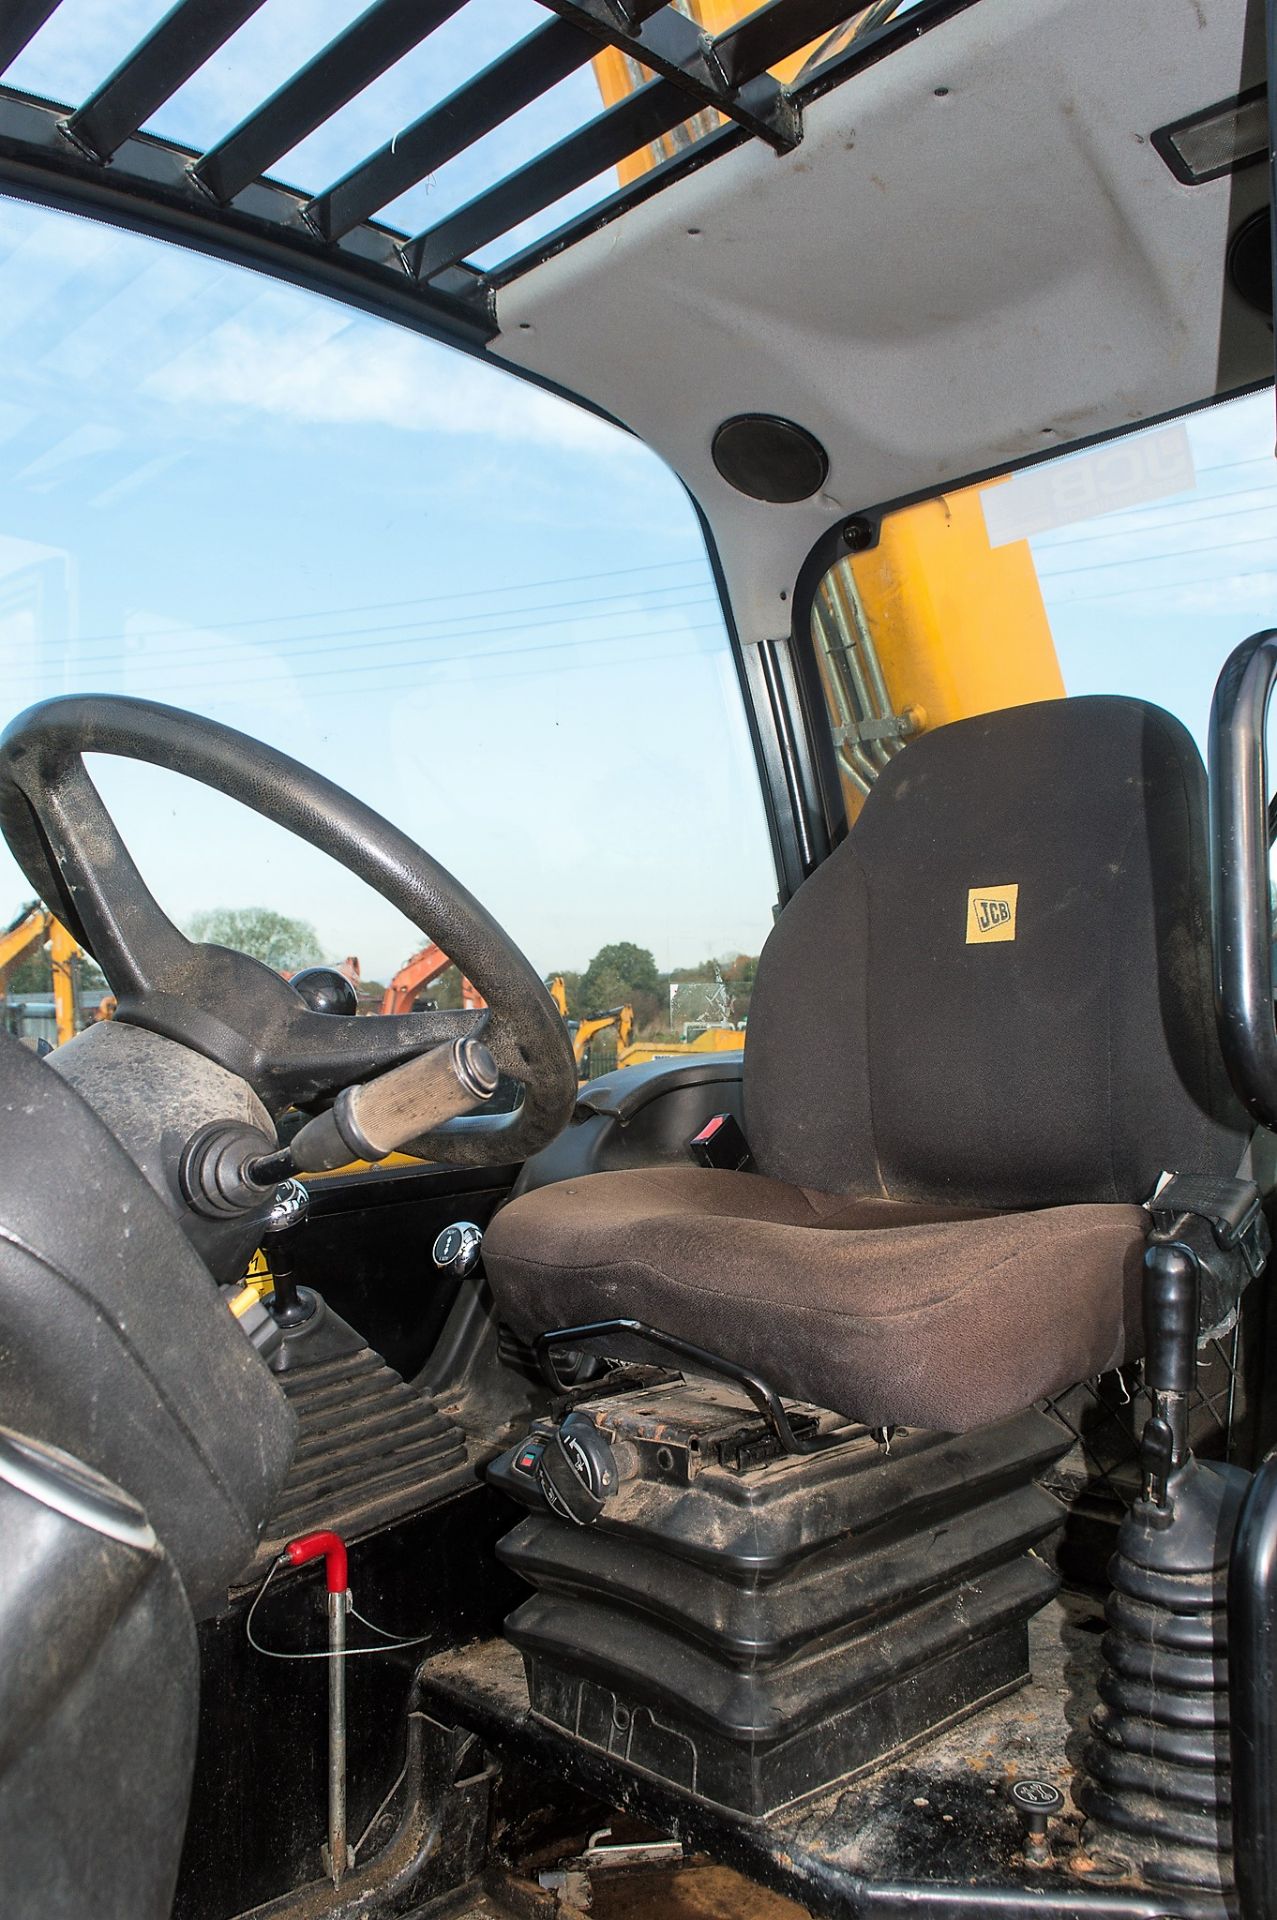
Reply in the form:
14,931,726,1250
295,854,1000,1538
490,1378,1069,1816
510,1055,745,1199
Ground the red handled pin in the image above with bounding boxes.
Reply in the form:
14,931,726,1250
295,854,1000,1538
282,1531,350,1885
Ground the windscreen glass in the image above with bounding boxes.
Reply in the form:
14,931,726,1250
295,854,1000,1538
0,195,776,1071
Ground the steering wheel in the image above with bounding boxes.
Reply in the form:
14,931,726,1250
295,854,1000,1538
0,696,576,1167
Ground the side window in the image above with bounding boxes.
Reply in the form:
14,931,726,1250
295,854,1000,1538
810,389,1275,821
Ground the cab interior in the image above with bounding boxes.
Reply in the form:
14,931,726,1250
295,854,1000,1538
0,2,1275,1918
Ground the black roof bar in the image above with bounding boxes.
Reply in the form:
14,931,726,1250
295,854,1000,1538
63,0,268,164
0,87,498,347
302,17,602,244
0,1,61,80
0,0,971,348
192,0,468,208
405,75,704,284
533,1,800,150
716,0,884,84
405,0,874,289
479,0,972,288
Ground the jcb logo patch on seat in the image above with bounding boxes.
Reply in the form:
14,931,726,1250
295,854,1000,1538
966,884,1018,944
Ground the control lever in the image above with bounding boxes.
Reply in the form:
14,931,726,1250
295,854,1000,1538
280,1531,351,1885
260,1179,314,1329
182,1037,498,1216
288,967,358,1017
258,1036,498,1180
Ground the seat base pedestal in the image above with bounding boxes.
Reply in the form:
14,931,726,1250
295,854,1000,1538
489,1378,1071,1817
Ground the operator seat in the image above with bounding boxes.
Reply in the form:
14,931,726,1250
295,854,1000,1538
484,698,1248,1432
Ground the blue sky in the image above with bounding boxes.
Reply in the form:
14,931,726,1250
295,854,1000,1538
0,188,779,981
0,4,1273,985
0,3,783,983
6,0,624,262
1031,396,1277,765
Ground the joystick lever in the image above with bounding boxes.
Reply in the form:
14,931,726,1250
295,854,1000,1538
181,1036,499,1218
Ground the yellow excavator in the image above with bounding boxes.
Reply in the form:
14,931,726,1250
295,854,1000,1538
0,906,84,1047
548,975,635,1080
548,974,743,1076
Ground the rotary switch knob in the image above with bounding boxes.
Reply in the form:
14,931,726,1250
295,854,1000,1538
536,1412,619,1526
432,1221,484,1277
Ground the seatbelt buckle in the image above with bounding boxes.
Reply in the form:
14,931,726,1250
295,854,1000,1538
689,1113,753,1173
1145,1171,1271,1342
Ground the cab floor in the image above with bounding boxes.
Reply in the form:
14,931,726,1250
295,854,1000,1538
414,1593,1127,1917
442,1860,810,1918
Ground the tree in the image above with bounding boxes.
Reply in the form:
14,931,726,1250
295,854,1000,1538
580,942,660,1013
6,948,52,995
188,907,322,972
417,963,465,1011
581,965,630,1014
722,953,758,987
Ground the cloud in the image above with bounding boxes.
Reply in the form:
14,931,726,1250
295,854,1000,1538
143,301,640,460
1140,572,1277,616
6,1,172,110
3,3,626,443
1046,569,1277,619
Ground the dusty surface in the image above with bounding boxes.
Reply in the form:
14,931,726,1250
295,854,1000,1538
587,1861,812,1917
419,1593,1107,1908
438,1861,810,1918
780,1592,1104,1887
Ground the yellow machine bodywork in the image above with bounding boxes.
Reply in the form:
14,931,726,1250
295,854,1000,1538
621,1026,744,1067
843,483,1065,728
549,974,743,1075
548,977,637,1079
572,1006,635,1069
815,484,1065,820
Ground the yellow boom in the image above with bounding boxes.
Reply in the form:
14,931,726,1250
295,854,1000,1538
0,908,81,1046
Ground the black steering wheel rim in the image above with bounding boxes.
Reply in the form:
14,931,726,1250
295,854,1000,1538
0,695,576,1166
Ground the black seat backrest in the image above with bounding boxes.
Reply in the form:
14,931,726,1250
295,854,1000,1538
744,696,1247,1208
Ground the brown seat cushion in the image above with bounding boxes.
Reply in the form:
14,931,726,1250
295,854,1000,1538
483,1165,1147,1432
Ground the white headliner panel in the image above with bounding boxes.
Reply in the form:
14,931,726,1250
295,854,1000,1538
493,0,1269,641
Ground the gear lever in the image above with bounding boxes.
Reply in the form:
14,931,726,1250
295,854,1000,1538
260,1179,315,1330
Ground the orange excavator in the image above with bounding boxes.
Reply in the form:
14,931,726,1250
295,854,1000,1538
379,942,483,1016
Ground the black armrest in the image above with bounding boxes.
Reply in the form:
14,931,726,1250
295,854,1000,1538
575,1052,746,1125
512,1054,746,1199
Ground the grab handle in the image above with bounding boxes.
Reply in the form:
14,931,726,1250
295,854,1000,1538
1208,630,1277,1130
